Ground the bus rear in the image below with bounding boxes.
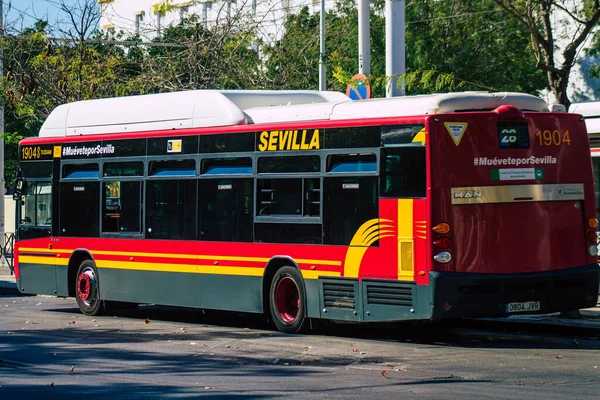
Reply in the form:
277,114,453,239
428,105,600,318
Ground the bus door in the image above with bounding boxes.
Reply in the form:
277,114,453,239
429,109,595,274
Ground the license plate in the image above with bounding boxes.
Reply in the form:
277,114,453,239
506,301,541,313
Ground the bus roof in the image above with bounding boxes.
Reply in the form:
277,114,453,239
39,90,548,138
569,101,600,135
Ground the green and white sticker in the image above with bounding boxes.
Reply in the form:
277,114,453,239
490,168,544,181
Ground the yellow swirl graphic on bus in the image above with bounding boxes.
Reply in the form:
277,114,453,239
343,219,395,278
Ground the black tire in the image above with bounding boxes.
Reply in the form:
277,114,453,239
269,266,307,334
75,260,104,316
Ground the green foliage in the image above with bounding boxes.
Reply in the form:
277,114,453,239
153,0,176,16
271,0,545,96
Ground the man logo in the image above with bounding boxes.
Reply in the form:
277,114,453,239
453,190,482,199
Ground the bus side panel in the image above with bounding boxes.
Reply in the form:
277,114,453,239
15,238,58,296
99,268,263,313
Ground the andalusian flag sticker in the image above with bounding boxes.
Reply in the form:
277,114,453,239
444,122,467,146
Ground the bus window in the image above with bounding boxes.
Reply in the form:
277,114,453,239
18,182,52,240
201,157,252,175
258,155,320,173
59,182,100,237
257,179,302,215
149,160,196,177
62,163,99,179
146,180,196,240
381,147,426,198
103,161,143,177
102,181,142,233
324,176,378,245
257,178,319,217
326,154,376,173
199,178,253,242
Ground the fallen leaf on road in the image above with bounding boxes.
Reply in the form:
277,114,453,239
144,318,150,324
283,362,289,366
385,363,393,367
381,370,387,377
92,319,97,322
69,365,75,373
556,356,562,359
352,348,358,352
204,386,214,390
190,342,197,345
36,303,42,306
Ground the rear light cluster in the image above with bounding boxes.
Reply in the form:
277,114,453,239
587,218,599,257
432,222,452,264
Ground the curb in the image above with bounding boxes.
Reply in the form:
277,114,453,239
0,286,21,296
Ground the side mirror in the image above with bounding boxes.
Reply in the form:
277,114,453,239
12,177,25,201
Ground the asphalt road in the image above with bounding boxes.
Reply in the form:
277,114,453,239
1,295,599,399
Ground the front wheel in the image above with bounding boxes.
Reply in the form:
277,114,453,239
269,266,307,334
75,260,103,316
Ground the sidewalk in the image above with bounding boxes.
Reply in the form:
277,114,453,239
0,260,18,295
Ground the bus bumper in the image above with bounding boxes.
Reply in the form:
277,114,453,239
429,264,600,319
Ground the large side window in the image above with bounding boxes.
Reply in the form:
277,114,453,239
19,182,52,240
380,147,426,198
60,163,100,237
324,176,378,245
102,182,142,234
102,162,143,234
60,182,100,237
146,180,197,240
199,178,253,242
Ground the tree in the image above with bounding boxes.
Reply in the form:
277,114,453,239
268,0,546,96
405,0,546,94
492,0,600,108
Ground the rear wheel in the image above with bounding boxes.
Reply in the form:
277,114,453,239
269,266,307,334
75,260,103,316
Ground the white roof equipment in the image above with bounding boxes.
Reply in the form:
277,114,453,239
570,101,600,135
39,90,349,137
39,90,549,138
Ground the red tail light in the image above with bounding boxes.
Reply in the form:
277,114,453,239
587,231,597,243
433,237,451,249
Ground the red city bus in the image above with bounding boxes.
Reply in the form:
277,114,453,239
13,90,600,333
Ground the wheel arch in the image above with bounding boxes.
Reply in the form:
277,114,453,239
261,256,304,316
67,249,95,297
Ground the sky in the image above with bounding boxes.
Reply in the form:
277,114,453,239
5,0,91,33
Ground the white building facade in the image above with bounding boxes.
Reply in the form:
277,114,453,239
97,0,332,43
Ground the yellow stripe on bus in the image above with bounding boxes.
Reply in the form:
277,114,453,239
97,260,264,276
19,256,68,266
17,247,341,266
18,256,341,279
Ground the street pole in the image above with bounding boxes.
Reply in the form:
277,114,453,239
358,0,370,75
0,0,5,249
319,0,326,91
386,0,405,97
